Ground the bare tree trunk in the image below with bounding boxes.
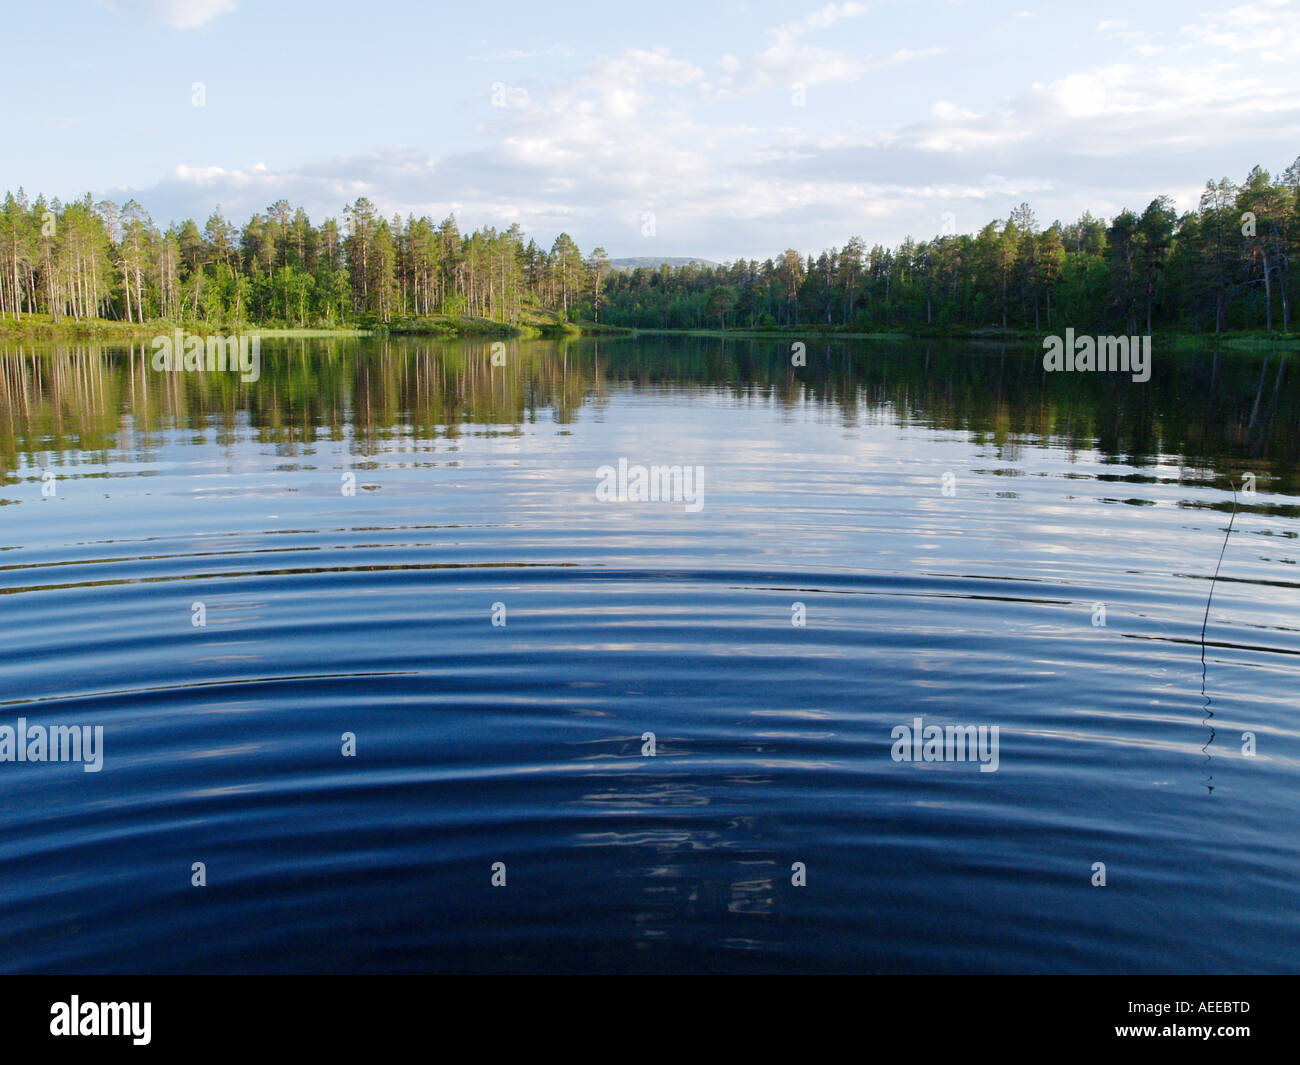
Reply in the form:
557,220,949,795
1262,248,1273,332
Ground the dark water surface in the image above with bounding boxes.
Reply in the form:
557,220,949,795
1,336,1297,973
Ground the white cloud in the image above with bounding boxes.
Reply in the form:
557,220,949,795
104,3,1300,260
1180,0,1300,61
715,0,946,91
779,1,875,36
103,0,238,29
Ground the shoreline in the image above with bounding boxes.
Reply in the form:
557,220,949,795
623,326,1300,350
0,314,599,342
3,315,1296,351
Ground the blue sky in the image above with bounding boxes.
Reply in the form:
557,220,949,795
5,0,1300,260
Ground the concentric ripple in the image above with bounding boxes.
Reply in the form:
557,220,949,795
0,337,1297,973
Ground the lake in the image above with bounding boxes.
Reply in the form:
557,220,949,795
1,334,1297,973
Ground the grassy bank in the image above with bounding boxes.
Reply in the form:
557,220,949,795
0,314,616,342
382,315,520,338
348,316,629,339
7,313,1289,350
0,315,373,341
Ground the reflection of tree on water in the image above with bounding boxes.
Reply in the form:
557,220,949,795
2,338,1297,498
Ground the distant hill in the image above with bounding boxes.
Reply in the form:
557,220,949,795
607,257,720,271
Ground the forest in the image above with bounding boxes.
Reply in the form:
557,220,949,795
1,159,1296,336
0,194,598,331
601,161,1300,336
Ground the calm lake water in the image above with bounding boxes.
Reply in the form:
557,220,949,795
1,335,1297,973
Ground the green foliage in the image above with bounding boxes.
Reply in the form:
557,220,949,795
3,159,1298,339
0,193,606,333
597,160,1300,336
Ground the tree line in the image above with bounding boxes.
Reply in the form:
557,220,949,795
0,192,608,328
1,158,1295,334
599,161,1300,335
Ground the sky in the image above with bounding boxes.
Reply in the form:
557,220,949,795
4,0,1300,261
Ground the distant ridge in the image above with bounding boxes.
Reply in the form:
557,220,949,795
607,257,719,271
